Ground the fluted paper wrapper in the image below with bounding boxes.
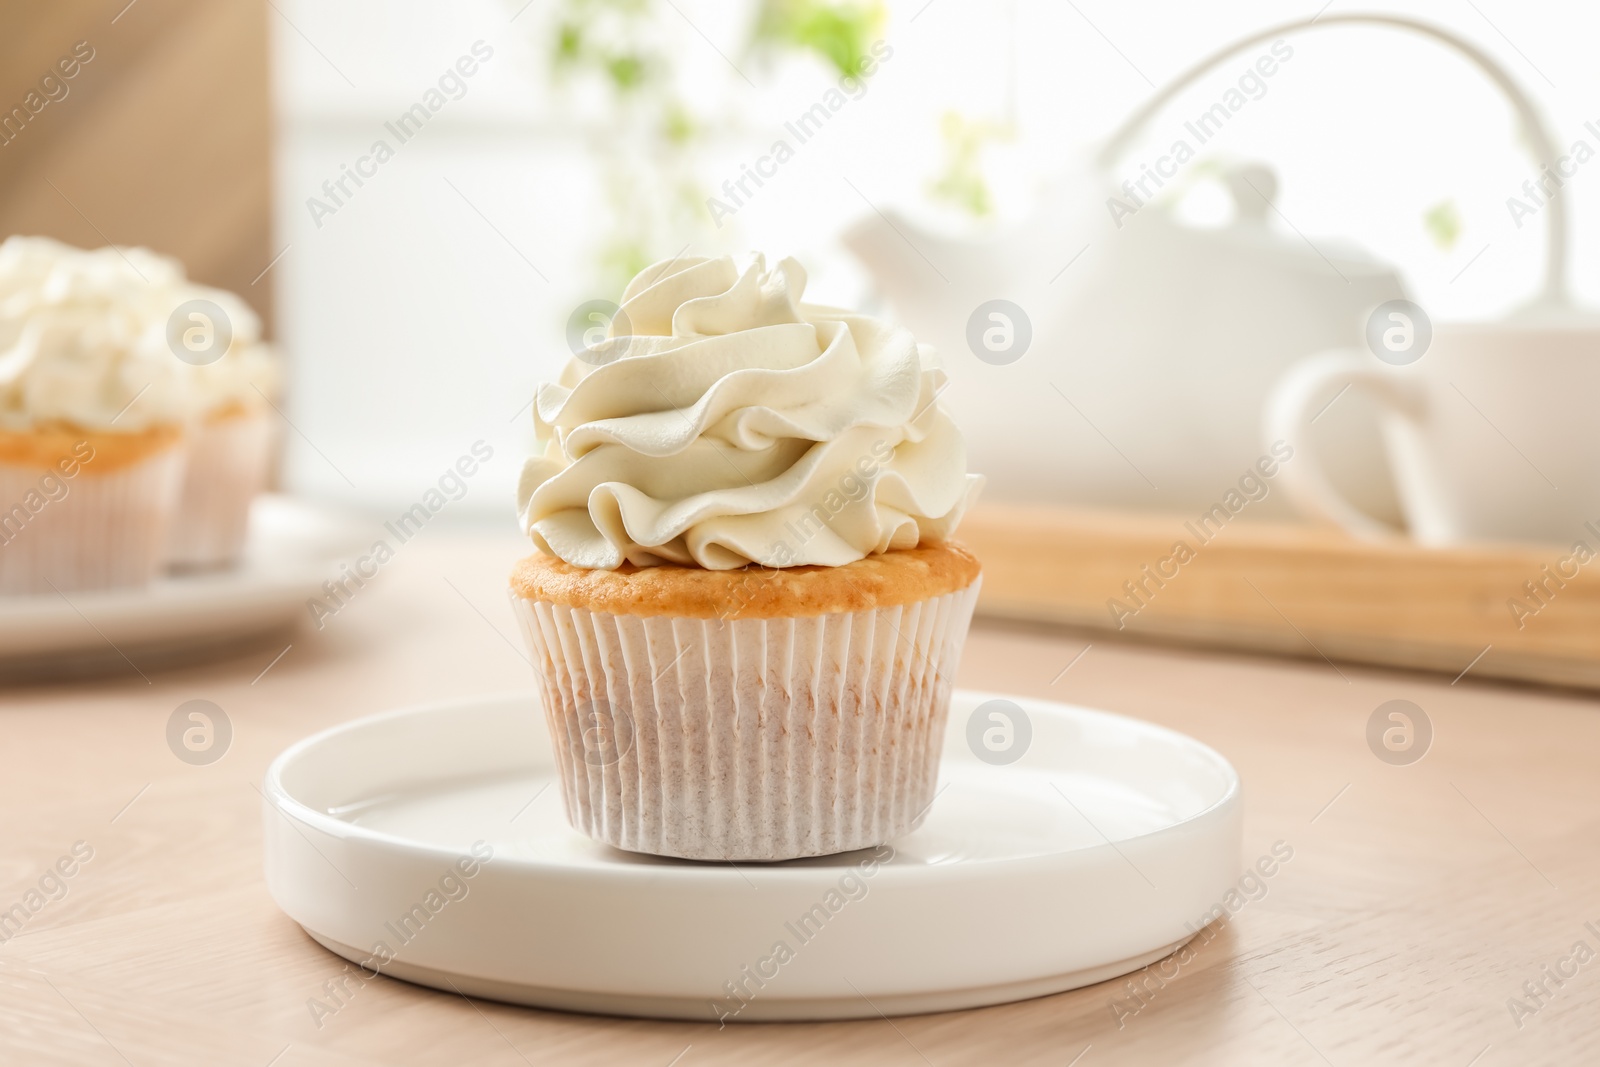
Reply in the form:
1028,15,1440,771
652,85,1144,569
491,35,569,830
0,449,186,595
168,411,275,570
512,578,981,861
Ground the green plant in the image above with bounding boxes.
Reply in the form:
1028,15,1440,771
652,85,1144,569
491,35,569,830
752,0,884,78
929,111,1011,218
1423,199,1461,251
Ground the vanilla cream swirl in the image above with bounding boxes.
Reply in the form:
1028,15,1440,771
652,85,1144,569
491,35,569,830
519,255,982,570
0,235,277,431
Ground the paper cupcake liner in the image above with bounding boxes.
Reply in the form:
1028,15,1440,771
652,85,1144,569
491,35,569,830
0,447,187,595
167,411,275,570
511,578,981,861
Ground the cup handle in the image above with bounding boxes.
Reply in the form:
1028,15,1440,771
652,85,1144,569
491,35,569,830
1263,350,1422,540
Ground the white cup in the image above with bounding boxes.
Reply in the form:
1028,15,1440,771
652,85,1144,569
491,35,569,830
1264,320,1600,546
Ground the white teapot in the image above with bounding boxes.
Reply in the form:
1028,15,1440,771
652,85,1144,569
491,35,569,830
844,14,1568,523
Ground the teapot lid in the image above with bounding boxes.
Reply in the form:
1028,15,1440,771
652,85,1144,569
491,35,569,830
1114,160,1400,283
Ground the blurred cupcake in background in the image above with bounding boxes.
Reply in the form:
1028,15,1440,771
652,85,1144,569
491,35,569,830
0,236,281,593
0,236,192,594
165,284,280,570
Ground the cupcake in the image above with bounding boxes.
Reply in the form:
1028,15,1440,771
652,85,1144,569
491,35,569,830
0,237,193,594
510,253,983,861
165,289,279,570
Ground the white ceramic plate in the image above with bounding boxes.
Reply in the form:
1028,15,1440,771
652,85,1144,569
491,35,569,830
263,690,1243,1021
0,495,359,674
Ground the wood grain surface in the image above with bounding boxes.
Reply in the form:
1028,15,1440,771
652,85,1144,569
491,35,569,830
2,530,1597,1065
961,502,1600,691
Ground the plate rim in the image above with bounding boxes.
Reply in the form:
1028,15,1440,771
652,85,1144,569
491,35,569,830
263,687,1242,884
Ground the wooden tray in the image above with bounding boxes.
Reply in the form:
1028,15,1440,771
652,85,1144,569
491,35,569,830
960,502,1600,690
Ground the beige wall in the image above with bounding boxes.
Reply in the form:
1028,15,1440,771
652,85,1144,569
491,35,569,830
0,0,273,331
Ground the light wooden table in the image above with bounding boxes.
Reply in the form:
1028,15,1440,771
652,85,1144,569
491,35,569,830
3,531,1597,1066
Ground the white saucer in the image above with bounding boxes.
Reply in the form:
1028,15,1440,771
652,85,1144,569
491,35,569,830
263,690,1242,1021
0,495,360,675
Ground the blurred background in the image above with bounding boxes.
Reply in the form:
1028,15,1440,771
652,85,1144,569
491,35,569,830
7,0,1600,686
273,0,1593,510
5,0,1588,505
